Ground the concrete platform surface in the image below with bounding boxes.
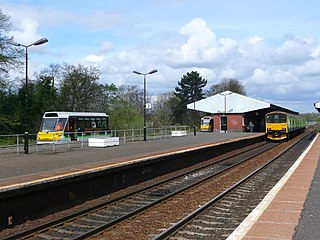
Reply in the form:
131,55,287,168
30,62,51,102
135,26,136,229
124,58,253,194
0,132,260,183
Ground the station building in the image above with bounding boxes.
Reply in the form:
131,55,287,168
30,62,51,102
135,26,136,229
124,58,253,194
187,91,298,133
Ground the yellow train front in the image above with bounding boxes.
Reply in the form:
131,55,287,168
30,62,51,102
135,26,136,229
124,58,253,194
265,111,306,141
200,116,214,132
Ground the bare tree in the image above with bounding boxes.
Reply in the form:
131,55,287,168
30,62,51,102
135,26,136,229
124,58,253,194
151,91,178,126
207,78,246,96
0,9,23,73
59,64,100,111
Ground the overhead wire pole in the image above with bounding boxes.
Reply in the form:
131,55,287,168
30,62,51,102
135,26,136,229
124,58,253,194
133,69,158,141
10,38,48,154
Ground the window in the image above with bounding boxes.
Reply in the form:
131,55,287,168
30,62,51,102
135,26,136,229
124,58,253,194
267,113,287,123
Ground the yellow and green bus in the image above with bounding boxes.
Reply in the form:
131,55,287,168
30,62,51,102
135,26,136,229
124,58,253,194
37,112,110,144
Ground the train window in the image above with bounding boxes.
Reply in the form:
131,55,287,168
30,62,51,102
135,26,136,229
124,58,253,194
280,114,287,123
55,118,67,131
40,118,57,132
267,114,287,123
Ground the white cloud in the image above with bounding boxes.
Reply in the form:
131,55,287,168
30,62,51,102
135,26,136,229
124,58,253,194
271,35,316,64
91,17,320,112
85,54,105,63
9,18,41,44
311,46,320,58
3,0,320,114
163,18,239,68
248,36,264,45
294,59,320,76
101,41,114,53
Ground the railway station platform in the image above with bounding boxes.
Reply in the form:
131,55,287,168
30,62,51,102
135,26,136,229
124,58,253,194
228,133,320,240
0,132,261,186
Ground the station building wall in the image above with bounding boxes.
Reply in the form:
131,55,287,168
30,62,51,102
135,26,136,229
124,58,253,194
228,114,244,132
213,114,244,132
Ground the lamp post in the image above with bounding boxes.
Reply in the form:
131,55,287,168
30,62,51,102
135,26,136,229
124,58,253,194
11,38,48,154
133,69,158,141
185,84,197,136
219,91,232,133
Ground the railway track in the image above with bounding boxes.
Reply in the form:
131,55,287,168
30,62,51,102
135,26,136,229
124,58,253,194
3,140,275,240
152,129,317,240
2,128,316,239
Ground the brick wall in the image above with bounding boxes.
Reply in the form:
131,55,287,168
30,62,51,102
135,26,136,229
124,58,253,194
213,114,244,132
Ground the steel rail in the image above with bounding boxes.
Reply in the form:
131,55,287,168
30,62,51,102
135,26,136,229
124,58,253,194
152,130,317,240
3,142,275,240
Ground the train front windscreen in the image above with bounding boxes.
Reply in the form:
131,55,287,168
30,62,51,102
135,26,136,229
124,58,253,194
40,118,67,132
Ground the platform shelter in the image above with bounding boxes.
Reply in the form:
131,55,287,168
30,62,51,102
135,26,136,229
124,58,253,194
187,91,298,132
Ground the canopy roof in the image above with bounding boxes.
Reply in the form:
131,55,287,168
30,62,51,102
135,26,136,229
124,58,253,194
187,91,298,114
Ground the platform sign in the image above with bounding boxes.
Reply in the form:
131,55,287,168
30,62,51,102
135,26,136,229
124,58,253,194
146,103,152,109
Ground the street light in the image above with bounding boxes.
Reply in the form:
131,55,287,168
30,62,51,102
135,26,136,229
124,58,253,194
185,84,197,136
219,91,232,133
133,69,158,141
10,38,48,154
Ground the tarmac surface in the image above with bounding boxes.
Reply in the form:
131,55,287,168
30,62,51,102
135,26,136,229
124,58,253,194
0,132,259,182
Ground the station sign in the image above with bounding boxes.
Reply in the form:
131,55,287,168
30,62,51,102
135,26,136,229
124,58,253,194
146,103,152,109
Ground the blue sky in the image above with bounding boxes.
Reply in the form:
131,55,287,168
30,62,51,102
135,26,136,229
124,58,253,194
2,0,320,113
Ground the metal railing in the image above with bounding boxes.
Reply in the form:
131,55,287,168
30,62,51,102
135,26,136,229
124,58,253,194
0,126,190,155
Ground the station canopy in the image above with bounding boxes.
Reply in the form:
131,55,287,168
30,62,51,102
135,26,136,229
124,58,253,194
187,90,298,114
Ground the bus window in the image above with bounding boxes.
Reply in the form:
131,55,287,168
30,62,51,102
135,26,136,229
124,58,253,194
100,117,108,129
40,118,57,132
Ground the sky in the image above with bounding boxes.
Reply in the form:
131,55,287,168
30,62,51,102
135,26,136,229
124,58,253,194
1,0,320,113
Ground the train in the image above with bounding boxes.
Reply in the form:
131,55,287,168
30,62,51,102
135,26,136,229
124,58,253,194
200,116,214,132
37,112,111,144
265,111,306,140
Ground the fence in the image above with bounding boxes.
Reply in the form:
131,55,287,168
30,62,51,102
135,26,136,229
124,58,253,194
0,126,190,155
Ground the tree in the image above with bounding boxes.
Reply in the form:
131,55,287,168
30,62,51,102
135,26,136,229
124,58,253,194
0,77,21,133
31,75,58,127
0,9,23,74
174,71,207,124
35,63,62,89
93,83,117,113
59,64,101,111
109,99,143,130
151,92,178,126
207,78,246,96
109,84,144,129
116,84,144,111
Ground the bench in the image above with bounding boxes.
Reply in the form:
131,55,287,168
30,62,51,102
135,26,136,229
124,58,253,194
88,137,119,147
171,130,188,137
